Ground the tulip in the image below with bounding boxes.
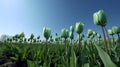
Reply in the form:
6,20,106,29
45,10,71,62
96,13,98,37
108,29,114,35
69,31,74,39
76,22,84,45
108,29,115,46
37,35,40,43
55,36,60,44
61,29,69,39
76,22,84,34
43,27,51,61
108,29,114,40
70,26,74,32
37,35,40,40
97,33,101,45
30,33,34,44
93,10,107,26
43,27,51,40
61,28,69,55
87,29,93,36
61,28,69,45
93,31,97,36
93,10,108,52
87,34,90,38
112,26,120,38
50,35,53,43
97,34,101,39
20,32,25,38
69,31,74,44
75,22,84,63
75,22,84,45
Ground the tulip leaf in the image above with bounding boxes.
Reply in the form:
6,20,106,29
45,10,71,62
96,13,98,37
82,63,89,67
70,48,77,67
94,44,117,67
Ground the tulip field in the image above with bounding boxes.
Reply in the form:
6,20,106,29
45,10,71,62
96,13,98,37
0,10,120,67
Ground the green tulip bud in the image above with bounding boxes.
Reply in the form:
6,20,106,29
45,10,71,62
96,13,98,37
61,29,69,39
20,32,25,38
108,29,114,35
55,37,59,41
112,26,120,34
30,33,34,39
87,34,90,38
93,31,97,36
70,26,74,32
93,12,100,25
43,27,51,40
24,38,27,42
89,35,94,39
87,29,93,36
37,35,40,39
93,10,107,26
97,34,101,38
69,31,74,40
75,22,84,34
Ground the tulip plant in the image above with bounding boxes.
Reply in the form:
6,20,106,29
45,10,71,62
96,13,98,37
69,31,74,44
108,29,114,42
29,33,34,44
75,22,84,66
37,35,40,43
69,26,74,44
43,27,51,62
43,27,51,45
61,28,69,45
93,10,108,52
76,22,84,48
112,26,120,38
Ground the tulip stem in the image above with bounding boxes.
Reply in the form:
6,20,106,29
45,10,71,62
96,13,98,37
117,34,120,39
104,27,111,54
101,26,108,52
104,27,111,46
45,39,48,62
65,38,67,55
78,34,82,66
112,35,114,46
71,39,72,45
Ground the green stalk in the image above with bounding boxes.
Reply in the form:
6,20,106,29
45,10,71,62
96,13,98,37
101,26,108,52
104,27,111,46
65,38,67,55
117,34,120,39
71,39,72,45
45,39,48,62
78,34,82,66
112,35,114,46
104,27,111,54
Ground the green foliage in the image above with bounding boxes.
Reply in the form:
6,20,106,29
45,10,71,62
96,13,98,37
94,44,117,67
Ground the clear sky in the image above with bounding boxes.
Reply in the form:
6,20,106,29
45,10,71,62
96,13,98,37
0,0,120,40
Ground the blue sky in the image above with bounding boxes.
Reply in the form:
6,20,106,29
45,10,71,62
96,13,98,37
0,0,120,40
